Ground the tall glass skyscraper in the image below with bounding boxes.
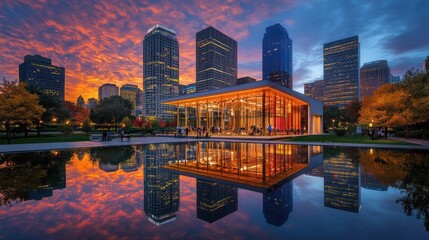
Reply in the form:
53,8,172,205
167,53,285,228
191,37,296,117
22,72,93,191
196,26,237,92
143,24,179,121
19,55,65,100
360,60,390,99
323,36,360,107
263,23,293,89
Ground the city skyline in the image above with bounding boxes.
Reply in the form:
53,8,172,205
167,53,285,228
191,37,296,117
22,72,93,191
1,0,428,101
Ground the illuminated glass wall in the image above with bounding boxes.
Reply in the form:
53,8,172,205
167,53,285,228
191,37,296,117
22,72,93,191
175,89,307,135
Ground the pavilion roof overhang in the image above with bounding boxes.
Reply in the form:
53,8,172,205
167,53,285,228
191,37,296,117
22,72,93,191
162,80,323,107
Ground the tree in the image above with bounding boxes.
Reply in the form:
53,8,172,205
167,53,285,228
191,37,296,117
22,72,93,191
89,96,133,131
359,58,429,133
344,98,361,124
359,84,412,127
65,101,89,125
27,86,70,124
0,80,45,144
81,120,93,136
323,105,347,131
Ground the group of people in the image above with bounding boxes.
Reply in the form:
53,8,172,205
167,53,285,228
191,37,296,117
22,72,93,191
368,127,388,139
102,131,113,141
176,127,190,137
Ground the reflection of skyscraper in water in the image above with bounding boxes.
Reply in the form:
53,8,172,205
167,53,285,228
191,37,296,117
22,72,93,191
324,151,360,213
263,181,293,226
196,179,238,223
144,144,180,226
361,170,388,191
306,164,324,178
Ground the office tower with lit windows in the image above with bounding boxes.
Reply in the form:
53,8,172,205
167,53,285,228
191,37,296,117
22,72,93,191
143,24,179,121
196,179,238,223
98,83,119,101
304,80,324,102
143,144,180,226
263,23,293,89
19,54,65,100
360,60,390,99
196,26,237,92
120,84,143,115
323,36,360,107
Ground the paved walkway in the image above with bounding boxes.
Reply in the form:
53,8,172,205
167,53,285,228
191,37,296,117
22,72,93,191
388,136,429,148
0,135,428,154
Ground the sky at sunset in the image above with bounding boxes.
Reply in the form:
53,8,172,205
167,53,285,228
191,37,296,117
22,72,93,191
1,0,428,102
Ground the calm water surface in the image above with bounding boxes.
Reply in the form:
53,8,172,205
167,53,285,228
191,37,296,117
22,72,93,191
0,142,428,240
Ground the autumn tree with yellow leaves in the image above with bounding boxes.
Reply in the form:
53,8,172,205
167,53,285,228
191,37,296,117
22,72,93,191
0,80,45,144
359,57,429,133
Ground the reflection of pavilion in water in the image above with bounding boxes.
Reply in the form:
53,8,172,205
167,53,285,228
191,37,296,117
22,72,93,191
171,142,321,226
164,142,323,192
143,144,180,226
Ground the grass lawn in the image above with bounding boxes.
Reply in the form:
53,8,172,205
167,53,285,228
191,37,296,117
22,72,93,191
278,135,415,145
0,134,89,145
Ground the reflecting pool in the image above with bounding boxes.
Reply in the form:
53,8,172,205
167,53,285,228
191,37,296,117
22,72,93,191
0,142,428,239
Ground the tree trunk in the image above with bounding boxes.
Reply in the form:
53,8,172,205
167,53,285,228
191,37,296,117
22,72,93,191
6,122,11,144
24,124,28,137
405,126,409,139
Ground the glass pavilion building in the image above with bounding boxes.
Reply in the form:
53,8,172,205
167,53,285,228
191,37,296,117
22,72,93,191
162,80,323,135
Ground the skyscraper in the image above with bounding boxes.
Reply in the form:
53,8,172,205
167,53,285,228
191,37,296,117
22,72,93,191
87,97,98,109
263,23,293,89
237,76,257,85
323,36,360,107
120,84,143,115
360,60,390,99
390,75,401,83
19,54,65,100
304,80,324,102
77,95,84,107
98,83,118,101
143,24,179,121
196,26,237,92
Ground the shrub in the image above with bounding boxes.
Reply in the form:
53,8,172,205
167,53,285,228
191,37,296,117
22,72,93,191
58,124,73,136
395,129,429,139
335,129,347,136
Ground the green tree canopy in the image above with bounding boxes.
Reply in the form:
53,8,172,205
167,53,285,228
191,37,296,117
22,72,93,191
27,86,70,123
0,80,45,144
89,96,133,130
